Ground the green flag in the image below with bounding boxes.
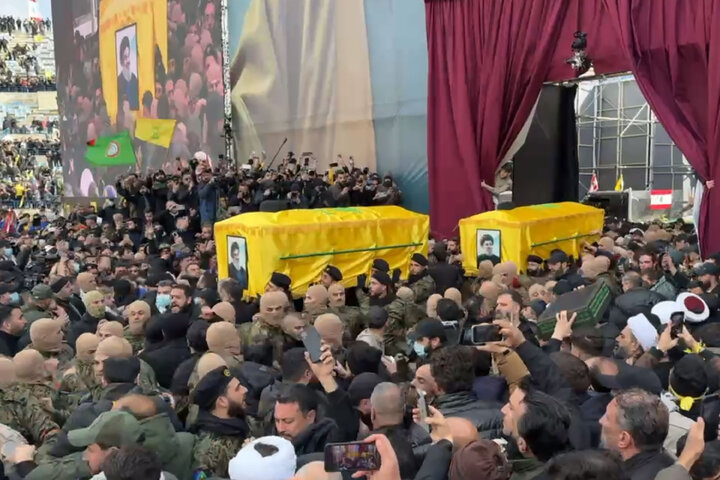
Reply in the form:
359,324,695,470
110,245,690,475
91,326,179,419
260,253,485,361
85,131,137,167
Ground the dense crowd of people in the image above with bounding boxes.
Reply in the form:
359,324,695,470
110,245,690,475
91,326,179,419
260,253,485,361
0,145,717,480
0,138,61,208
0,76,55,93
0,17,51,37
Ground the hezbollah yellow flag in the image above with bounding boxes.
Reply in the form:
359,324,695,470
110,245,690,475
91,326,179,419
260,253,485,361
614,174,624,191
135,118,176,148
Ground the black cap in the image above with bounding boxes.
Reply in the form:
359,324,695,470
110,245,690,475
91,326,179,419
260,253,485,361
372,259,390,273
546,251,569,265
371,271,392,287
368,306,388,327
194,366,236,411
269,272,291,290
324,265,343,282
411,253,428,267
527,255,543,264
347,372,382,406
0,284,13,295
415,318,447,341
696,263,720,277
670,354,709,398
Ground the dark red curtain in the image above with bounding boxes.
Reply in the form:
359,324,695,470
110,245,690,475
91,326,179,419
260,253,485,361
425,0,570,237
602,0,720,254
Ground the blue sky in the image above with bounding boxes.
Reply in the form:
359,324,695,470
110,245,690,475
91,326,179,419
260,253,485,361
0,0,53,20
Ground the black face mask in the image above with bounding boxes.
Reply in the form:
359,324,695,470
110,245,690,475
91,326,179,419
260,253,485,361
383,179,392,187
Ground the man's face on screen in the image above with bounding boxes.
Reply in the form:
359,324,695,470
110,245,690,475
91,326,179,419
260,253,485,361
121,46,131,73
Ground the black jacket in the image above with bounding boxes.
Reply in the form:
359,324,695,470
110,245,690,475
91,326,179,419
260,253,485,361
515,341,592,450
609,288,664,329
371,424,426,480
579,392,612,447
140,337,191,389
291,417,342,456
624,449,674,480
66,312,105,350
0,330,21,357
433,391,502,438
428,263,463,295
414,439,452,480
170,352,201,396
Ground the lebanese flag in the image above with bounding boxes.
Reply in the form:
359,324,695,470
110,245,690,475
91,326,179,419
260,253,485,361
589,173,599,193
650,189,673,210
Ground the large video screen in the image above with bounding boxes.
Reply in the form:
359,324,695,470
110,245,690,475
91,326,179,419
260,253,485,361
52,0,224,197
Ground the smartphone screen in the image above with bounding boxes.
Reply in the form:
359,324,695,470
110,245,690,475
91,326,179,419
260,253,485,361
301,326,323,363
670,311,684,339
417,390,429,433
324,441,381,473
471,324,502,345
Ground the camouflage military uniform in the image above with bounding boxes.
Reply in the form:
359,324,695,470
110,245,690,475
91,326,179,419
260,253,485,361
402,301,426,330
357,291,410,356
123,327,145,354
27,343,76,372
58,358,98,395
13,381,70,424
330,305,366,339
238,320,285,366
0,385,59,444
407,274,436,304
192,432,245,478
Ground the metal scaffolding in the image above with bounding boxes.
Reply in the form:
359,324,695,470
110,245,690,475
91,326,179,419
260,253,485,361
574,75,693,199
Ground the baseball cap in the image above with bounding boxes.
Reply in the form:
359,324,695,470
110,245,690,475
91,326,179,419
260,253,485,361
695,263,720,277
348,372,382,406
414,318,447,341
31,284,54,301
68,410,143,448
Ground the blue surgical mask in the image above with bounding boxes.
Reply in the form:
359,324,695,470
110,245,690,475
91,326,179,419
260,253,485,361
156,293,171,311
413,341,427,358
73,263,80,273
193,297,201,305
3,248,12,257
8,292,19,305
137,286,147,298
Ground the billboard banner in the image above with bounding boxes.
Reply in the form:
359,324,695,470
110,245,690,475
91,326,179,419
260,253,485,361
52,0,224,197
227,0,430,213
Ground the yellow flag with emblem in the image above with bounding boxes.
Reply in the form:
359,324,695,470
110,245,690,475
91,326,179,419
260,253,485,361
135,118,177,148
614,174,624,191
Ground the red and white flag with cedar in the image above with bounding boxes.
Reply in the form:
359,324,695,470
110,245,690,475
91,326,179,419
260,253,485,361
589,173,599,193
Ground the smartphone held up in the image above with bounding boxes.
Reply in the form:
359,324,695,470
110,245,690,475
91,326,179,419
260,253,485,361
324,441,381,473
